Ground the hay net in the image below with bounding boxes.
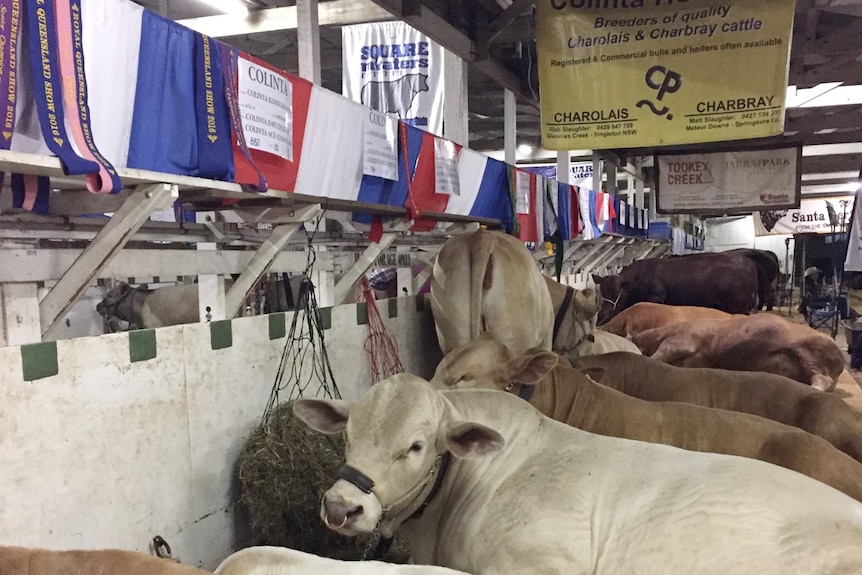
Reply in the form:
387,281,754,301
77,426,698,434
239,228,409,562
263,232,341,425
359,275,404,383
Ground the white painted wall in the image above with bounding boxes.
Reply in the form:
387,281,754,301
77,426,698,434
0,296,439,569
704,216,795,274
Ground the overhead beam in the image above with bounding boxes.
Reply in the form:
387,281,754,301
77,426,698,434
487,0,534,44
39,183,176,339
367,0,538,110
177,0,393,37
224,204,322,318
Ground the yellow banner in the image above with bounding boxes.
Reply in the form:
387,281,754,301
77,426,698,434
536,0,795,150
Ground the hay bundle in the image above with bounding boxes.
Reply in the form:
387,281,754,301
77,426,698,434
238,401,409,562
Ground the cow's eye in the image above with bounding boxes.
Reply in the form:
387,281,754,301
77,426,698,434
408,441,424,453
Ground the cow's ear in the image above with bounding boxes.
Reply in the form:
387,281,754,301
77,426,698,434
591,274,604,285
118,282,132,294
506,350,558,384
293,399,350,434
443,421,504,459
579,366,606,383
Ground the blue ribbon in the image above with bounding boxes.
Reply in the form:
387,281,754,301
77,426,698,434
195,34,232,181
23,0,98,175
0,0,20,149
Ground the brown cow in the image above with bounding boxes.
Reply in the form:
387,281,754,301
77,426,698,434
632,314,845,391
726,248,781,311
571,352,862,462
429,335,862,501
601,302,737,338
593,252,758,325
0,546,210,575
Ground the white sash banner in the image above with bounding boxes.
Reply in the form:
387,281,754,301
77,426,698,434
754,195,854,236
845,190,862,272
656,145,801,215
342,21,445,135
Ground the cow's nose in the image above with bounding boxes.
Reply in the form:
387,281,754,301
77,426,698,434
322,497,363,530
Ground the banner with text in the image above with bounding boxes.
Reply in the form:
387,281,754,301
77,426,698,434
755,196,854,236
342,21,445,135
536,0,794,149
238,57,293,160
655,145,801,215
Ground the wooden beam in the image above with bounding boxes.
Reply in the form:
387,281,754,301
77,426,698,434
487,0,533,44
224,204,322,318
39,183,176,339
297,0,321,85
332,218,413,304
177,0,393,37
0,248,341,283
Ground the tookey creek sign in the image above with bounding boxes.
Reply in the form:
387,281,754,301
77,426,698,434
654,145,802,215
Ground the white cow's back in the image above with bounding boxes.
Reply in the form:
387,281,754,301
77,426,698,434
214,546,471,575
420,390,862,575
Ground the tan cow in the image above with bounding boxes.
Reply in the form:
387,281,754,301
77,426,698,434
215,546,470,575
0,546,210,575
632,314,845,391
430,335,862,501
97,282,200,329
296,376,862,575
600,301,737,338
571,352,862,462
430,230,555,355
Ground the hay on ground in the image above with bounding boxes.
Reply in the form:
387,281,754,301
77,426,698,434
238,400,410,562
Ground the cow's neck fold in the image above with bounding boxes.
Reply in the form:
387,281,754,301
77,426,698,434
375,451,451,538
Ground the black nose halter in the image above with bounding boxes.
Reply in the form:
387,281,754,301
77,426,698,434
335,451,452,559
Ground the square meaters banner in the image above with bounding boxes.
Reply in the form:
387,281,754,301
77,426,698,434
342,21,445,136
654,145,801,215
536,0,795,149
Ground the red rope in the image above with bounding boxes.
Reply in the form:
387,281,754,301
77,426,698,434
360,276,404,384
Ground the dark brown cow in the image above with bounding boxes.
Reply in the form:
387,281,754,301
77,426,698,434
592,252,758,325
632,313,845,391
727,248,781,311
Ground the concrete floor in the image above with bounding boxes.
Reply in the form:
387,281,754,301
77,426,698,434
769,295,862,414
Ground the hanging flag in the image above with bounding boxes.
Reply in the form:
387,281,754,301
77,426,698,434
342,21,445,135
845,189,862,272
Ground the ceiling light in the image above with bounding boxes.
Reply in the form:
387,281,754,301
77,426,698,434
199,0,249,15
518,143,534,155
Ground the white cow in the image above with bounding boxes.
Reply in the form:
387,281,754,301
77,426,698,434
215,546,470,575
430,230,554,355
571,328,641,356
296,375,862,575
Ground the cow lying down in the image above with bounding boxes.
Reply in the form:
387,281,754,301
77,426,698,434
215,546,469,575
571,352,862,463
600,301,736,338
0,546,210,575
570,328,641,357
430,335,862,501
632,313,845,391
296,376,862,574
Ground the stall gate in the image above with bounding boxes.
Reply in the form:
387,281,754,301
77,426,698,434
0,296,439,569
